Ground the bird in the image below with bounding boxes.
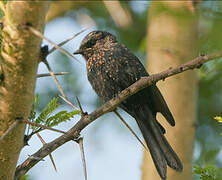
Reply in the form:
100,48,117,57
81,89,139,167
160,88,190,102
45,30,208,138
73,30,183,179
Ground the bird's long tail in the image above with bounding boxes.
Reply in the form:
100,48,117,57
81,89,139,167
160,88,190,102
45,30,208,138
135,107,183,180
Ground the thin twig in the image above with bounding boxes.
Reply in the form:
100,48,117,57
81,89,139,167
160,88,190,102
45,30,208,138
37,72,70,78
77,137,87,180
76,96,85,115
48,28,87,55
114,110,148,151
36,133,46,144
26,25,82,64
15,52,222,179
26,24,81,114
59,95,79,110
24,128,42,144
36,133,57,172
21,120,66,134
42,60,77,114
43,60,67,98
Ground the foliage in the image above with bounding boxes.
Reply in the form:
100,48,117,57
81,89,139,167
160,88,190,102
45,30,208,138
214,116,222,124
214,116,222,136
28,94,80,133
35,97,61,126
45,110,80,127
193,117,222,179
193,165,222,180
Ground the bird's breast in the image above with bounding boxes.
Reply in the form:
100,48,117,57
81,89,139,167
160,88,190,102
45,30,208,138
86,51,124,100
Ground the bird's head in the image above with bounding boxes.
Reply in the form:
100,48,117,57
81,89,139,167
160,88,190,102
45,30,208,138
73,31,117,58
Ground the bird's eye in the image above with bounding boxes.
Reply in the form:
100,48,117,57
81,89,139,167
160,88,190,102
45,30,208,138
86,39,96,48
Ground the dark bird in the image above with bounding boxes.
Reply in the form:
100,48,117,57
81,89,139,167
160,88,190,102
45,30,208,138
74,31,183,179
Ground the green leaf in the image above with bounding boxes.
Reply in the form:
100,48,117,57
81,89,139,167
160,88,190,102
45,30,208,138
29,96,80,131
35,97,60,125
46,110,81,127
193,165,220,180
214,116,222,123
194,165,206,175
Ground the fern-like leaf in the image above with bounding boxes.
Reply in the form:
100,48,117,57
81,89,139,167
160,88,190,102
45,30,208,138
35,97,60,125
46,110,80,127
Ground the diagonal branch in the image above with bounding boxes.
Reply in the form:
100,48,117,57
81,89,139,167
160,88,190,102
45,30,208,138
43,60,67,98
37,72,70,78
114,110,148,151
27,25,82,64
77,137,87,180
21,119,66,134
14,52,222,179
48,28,87,55
36,133,57,172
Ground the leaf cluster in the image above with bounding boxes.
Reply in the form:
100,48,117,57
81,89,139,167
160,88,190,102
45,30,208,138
214,116,222,136
28,94,80,131
214,116,222,124
193,165,222,180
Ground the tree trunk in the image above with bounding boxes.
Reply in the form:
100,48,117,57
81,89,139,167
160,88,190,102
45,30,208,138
0,1,49,180
142,2,198,180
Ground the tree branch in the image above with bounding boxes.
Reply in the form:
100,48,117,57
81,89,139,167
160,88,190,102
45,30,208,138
14,51,222,179
37,72,70,78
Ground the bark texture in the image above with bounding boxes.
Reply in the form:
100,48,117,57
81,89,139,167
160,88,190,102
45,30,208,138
142,2,198,180
0,2,49,180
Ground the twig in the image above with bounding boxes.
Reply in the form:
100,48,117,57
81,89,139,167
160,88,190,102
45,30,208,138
24,128,42,145
48,29,87,55
37,72,70,78
77,137,87,180
15,52,222,179
21,120,65,134
26,25,82,64
41,53,78,112
59,95,79,110
76,96,85,115
114,110,148,151
36,133,57,172
43,60,67,98
26,23,81,113
32,26,82,120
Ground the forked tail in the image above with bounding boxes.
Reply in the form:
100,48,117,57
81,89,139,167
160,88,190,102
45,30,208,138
135,108,183,180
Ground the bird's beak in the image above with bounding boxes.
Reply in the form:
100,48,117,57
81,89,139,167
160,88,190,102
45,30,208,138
73,49,83,55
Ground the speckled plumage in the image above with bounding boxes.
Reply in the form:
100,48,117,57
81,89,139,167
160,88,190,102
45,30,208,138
74,31,183,179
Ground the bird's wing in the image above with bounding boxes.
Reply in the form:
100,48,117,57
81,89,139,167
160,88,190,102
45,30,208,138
114,44,175,126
